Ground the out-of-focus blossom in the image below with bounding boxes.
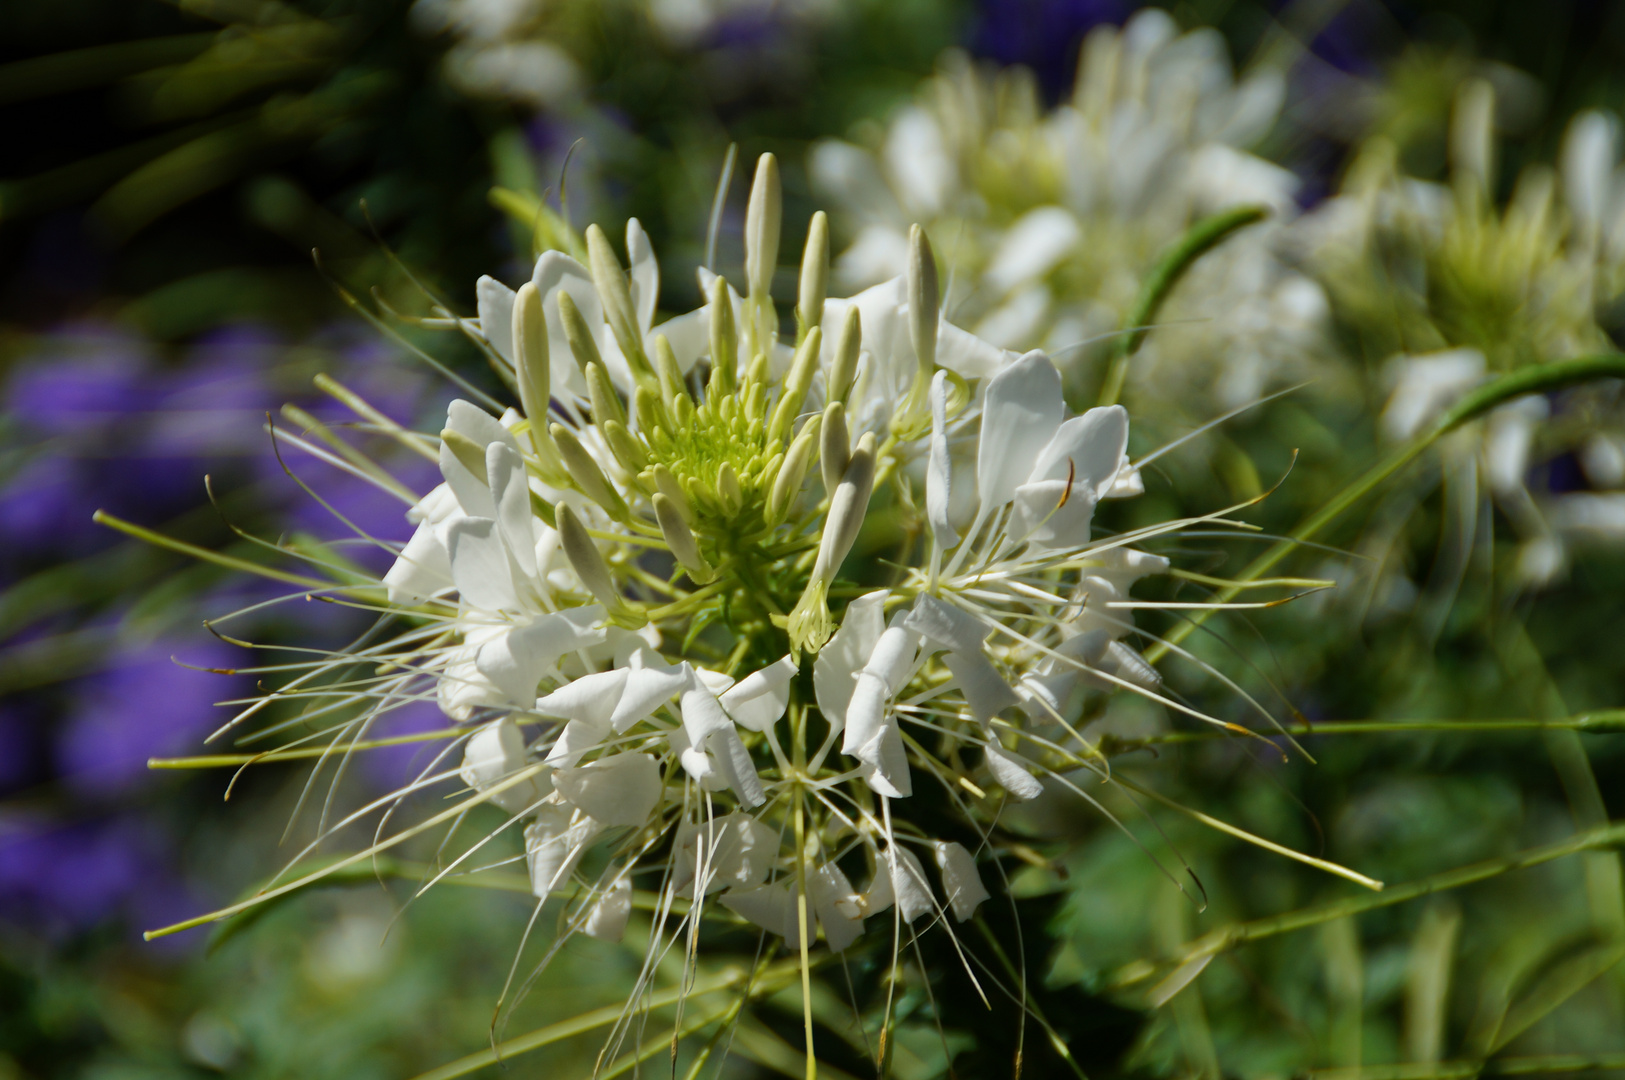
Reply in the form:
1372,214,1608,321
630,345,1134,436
812,10,1334,411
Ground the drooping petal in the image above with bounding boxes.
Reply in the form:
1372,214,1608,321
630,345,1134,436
841,625,919,756
809,862,864,952
460,717,550,815
864,845,933,922
977,350,1065,509
554,752,661,828
933,841,989,922
487,442,538,582
445,518,519,612
476,276,517,362
853,720,912,798
610,654,690,732
384,522,454,605
705,725,766,808
983,742,1043,801
720,656,798,732
525,803,602,898
813,590,888,735
582,876,632,941
721,882,800,945
673,814,779,897
942,650,1018,721
626,218,659,335
902,595,987,656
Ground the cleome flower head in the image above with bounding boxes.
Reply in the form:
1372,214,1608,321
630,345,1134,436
140,151,1328,1073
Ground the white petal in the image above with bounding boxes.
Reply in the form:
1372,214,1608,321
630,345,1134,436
534,668,627,727
582,876,632,941
674,814,779,896
942,651,1018,721
487,442,538,581
720,882,798,943
545,717,611,769
460,717,549,815
525,804,602,898
531,251,599,399
933,841,989,922
554,752,661,827
705,725,765,808
984,206,1082,294
983,743,1043,801
902,594,986,656
626,218,659,334
1009,477,1097,548
384,522,454,605
720,655,798,732
977,350,1065,509
1031,406,1129,495
679,679,733,747
855,721,912,798
841,626,919,756
476,276,517,362
609,661,689,732
445,517,519,612
447,399,522,456
809,862,863,952
864,845,933,922
813,590,888,734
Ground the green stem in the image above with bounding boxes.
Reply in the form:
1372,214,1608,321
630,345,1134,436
1104,821,1625,992
1105,710,1625,751
1097,205,1269,408
1146,353,1625,662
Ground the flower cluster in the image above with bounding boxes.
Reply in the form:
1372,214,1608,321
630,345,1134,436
167,154,1275,1045
1299,80,1625,584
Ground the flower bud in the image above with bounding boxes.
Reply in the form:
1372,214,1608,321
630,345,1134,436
707,275,737,397
908,224,939,378
601,419,648,471
829,305,861,404
652,334,691,411
634,384,669,436
651,464,695,525
551,423,630,522
812,431,876,585
768,422,817,524
556,291,602,374
717,462,743,518
512,283,551,428
586,360,626,428
768,326,821,446
586,223,652,378
556,504,643,626
797,210,828,342
744,153,781,304
820,400,849,493
441,428,489,484
654,493,714,583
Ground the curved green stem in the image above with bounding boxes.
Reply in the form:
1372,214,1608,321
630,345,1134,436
1097,205,1269,408
1146,353,1625,662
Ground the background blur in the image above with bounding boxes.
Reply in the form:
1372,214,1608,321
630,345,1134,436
5,1,1625,1077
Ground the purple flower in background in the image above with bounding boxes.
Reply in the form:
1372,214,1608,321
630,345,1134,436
0,704,42,795
971,0,1129,99
0,811,201,940
56,639,243,798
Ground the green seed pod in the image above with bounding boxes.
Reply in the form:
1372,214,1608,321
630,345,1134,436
586,361,627,428
767,423,817,524
744,153,781,305
634,384,668,436
820,400,849,494
556,291,603,374
768,326,822,447
555,504,643,626
651,464,695,525
653,494,713,583
812,431,877,584
829,305,861,404
908,224,939,379
707,275,737,397
441,428,489,484
512,282,551,431
797,210,828,342
652,334,691,412
601,419,648,472
586,224,651,378
717,462,743,517
550,423,630,522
